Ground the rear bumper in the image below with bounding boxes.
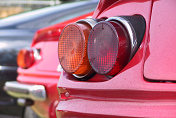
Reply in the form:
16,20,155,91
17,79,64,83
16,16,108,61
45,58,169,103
4,81,46,101
0,66,24,116
16,73,60,118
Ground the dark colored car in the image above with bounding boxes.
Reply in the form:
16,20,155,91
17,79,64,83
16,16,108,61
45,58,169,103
0,0,97,117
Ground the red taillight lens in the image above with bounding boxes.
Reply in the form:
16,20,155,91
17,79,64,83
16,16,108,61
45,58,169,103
88,21,131,76
17,49,34,69
58,23,92,76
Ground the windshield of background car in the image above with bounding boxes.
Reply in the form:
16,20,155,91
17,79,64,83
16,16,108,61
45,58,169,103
0,0,98,30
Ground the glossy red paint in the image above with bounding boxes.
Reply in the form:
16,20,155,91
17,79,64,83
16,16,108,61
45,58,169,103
144,0,176,81
31,12,93,46
93,0,119,17
56,0,176,117
17,12,93,118
49,101,58,118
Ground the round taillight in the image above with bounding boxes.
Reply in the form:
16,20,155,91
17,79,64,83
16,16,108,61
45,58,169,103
88,21,132,76
58,23,92,76
17,49,34,69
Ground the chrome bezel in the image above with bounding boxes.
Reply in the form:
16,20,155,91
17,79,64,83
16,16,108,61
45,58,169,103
67,18,99,79
106,17,138,59
32,48,41,60
76,18,98,28
72,68,94,80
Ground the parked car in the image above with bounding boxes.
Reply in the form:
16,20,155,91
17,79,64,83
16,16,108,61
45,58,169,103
6,0,176,117
54,0,176,117
1,0,97,117
4,11,95,118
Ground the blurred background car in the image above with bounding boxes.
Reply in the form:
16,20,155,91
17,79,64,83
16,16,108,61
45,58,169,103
4,11,95,118
0,0,98,117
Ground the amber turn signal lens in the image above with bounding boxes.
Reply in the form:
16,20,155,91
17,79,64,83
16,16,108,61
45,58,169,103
58,23,92,76
17,49,34,69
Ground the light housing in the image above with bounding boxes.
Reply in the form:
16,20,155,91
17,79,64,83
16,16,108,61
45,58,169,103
88,15,145,76
58,16,145,79
88,21,131,76
17,49,35,69
58,19,98,78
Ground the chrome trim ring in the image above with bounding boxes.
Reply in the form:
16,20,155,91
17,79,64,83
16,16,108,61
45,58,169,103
106,17,138,59
33,48,41,60
4,81,46,101
70,18,98,79
76,18,98,28
72,68,94,79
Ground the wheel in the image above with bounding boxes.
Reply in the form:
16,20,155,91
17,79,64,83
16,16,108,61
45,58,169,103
23,107,39,118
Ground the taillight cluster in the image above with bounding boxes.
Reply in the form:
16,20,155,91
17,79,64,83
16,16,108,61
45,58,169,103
17,48,41,69
58,16,145,80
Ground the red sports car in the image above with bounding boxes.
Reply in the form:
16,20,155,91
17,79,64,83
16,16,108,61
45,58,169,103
5,0,176,117
4,9,95,118
56,0,176,117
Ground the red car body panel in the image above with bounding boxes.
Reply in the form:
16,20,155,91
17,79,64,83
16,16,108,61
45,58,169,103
144,0,176,81
56,0,176,117
17,12,93,118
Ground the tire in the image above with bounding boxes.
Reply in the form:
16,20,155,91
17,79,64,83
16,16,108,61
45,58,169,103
23,107,39,118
